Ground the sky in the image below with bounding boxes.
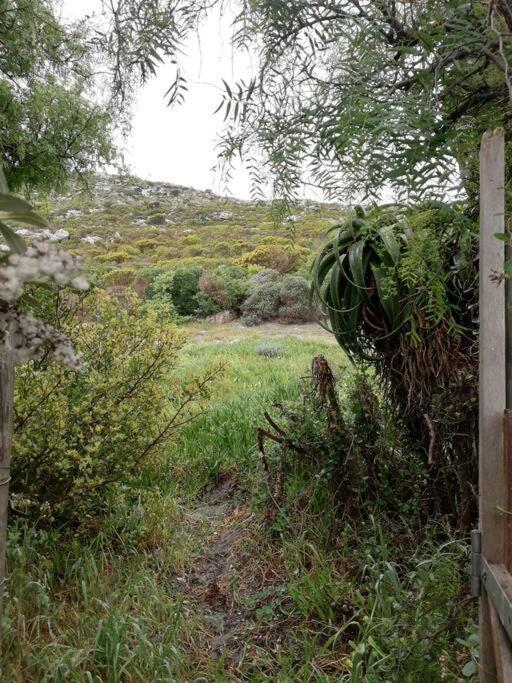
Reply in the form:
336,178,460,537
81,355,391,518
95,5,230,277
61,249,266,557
61,1,256,198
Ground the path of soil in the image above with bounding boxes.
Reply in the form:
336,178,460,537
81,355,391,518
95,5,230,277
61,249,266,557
178,477,290,671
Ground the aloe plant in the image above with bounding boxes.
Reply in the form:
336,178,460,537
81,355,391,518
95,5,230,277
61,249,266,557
311,207,408,360
311,203,479,528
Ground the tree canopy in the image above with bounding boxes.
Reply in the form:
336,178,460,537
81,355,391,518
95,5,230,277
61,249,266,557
213,0,512,204
0,0,204,193
5,0,512,202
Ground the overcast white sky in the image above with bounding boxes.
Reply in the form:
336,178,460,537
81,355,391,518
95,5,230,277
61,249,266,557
61,1,256,198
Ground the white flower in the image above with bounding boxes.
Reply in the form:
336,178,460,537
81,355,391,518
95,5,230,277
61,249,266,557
0,241,88,370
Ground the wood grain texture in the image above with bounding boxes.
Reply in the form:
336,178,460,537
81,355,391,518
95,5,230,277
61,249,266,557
480,127,507,681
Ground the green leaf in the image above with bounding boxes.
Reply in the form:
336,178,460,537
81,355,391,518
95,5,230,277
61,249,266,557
373,265,399,329
0,220,26,254
461,660,477,678
378,226,400,264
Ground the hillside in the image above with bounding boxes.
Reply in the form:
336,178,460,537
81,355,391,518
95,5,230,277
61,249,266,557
31,175,342,276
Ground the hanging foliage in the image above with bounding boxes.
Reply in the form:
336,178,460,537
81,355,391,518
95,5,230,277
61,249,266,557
311,203,479,527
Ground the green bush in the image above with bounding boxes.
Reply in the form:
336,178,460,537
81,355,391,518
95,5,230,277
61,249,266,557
261,362,425,520
311,203,478,527
11,292,210,527
149,266,202,316
241,280,281,326
250,268,280,287
255,343,285,358
241,275,312,325
278,275,313,322
96,250,134,263
199,265,249,311
238,243,310,272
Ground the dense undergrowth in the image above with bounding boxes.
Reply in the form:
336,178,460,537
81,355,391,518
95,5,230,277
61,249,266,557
0,185,481,681
2,331,477,681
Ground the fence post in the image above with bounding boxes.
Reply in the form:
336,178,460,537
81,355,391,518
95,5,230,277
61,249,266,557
0,350,13,647
479,127,512,680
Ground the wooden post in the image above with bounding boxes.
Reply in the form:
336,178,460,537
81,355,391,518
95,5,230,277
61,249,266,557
0,350,13,647
480,127,511,681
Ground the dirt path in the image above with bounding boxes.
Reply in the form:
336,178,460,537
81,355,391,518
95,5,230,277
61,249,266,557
178,477,289,671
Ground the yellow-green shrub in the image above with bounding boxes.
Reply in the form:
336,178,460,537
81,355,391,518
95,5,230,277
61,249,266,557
238,244,310,272
100,267,137,286
11,293,211,526
97,250,134,263
134,238,161,252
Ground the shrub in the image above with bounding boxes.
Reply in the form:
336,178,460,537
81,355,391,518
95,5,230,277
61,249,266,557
100,267,137,286
199,265,249,311
134,238,160,252
255,343,285,358
148,213,166,225
278,275,314,322
11,292,211,527
238,244,310,272
147,266,203,316
250,269,280,287
311,203,478,527
241,275,312,325
97,250,134,263
241,281,281,325
259,358,425,521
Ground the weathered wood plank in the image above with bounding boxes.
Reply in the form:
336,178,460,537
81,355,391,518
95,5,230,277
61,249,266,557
480,127,508,681
489,597,512,683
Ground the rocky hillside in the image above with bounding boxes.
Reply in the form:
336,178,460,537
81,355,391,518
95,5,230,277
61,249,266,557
28,175,342,276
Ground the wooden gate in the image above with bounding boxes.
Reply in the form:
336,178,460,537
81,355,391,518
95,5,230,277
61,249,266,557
477,127,512,681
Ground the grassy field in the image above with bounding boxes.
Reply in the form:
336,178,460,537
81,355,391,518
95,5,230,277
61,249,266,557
2,328,477,682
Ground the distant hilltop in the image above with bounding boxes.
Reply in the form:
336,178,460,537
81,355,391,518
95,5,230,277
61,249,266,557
25,173,343,274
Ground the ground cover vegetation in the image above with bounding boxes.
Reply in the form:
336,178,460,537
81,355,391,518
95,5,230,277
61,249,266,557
1,0,511,680
1,331,478,680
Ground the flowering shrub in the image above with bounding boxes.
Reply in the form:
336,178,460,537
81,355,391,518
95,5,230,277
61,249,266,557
10,292,213,526
0,242,87,368
0,191,87,369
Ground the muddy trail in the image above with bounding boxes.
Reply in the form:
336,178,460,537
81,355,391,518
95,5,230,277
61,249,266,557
177,477,294,673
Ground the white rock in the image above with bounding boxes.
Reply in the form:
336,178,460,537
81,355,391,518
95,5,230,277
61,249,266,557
0,244,9,252
217,211,233,220
113,231,122,240
284,215,297,223
64,209,83,218
81,235,102,245
15,228,36,238
50,229,70,242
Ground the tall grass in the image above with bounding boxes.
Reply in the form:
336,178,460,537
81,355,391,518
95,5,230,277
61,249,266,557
1,334,477,681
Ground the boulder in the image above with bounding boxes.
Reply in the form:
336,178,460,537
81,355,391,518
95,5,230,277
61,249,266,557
81,235,102,245
50,229,70,242
205,310,238,324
